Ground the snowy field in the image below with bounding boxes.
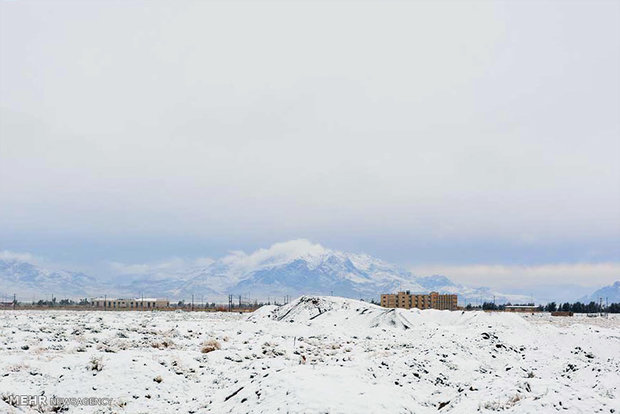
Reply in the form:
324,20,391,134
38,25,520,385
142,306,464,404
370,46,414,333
0,297,618,413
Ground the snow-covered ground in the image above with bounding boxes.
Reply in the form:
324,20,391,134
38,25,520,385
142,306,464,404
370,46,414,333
0,296,618,413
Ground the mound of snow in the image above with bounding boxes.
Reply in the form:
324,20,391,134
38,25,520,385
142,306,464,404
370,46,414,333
248,296,534,333
246,304,279,321
248,296,419,330
404,308,532,330
272,296,361,322
367,308,418,330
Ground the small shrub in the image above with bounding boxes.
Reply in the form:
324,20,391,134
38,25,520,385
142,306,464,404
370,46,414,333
88,356,103,372
201,339,221,353
151,340,175,350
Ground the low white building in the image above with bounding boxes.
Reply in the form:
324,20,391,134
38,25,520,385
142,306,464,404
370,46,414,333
91,298,169,309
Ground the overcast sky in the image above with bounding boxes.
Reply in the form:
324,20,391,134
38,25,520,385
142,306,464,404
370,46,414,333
1,1,618,287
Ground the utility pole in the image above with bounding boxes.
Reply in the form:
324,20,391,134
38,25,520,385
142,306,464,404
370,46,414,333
13,293,16,310
191,294,194,311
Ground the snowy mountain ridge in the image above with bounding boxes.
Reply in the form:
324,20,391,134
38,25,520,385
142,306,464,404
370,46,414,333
123,240,530,304
4,240,611,305
0,255,100,299
580,281,620,304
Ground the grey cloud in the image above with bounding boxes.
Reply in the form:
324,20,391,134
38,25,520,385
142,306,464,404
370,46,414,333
0,1,618,270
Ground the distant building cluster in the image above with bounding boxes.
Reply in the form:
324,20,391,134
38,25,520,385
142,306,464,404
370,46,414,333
380,291,458,310
504,305,539,313
91,298,169,309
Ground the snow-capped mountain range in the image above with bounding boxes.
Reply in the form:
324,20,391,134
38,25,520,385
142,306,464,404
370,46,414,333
0,241,520,303
1,240,616,305
0,254,101,300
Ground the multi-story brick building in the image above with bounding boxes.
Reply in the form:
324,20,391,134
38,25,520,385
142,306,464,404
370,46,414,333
380,291,457,310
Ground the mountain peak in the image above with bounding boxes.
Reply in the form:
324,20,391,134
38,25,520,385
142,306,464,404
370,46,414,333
248,239,329,263
582,280,620,303
220,239,329,272
416,275,456,289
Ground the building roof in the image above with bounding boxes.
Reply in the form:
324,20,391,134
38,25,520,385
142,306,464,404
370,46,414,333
505,305,537,308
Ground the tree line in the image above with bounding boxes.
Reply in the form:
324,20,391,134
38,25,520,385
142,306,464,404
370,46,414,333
466,301,620,313
541,301,620,313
